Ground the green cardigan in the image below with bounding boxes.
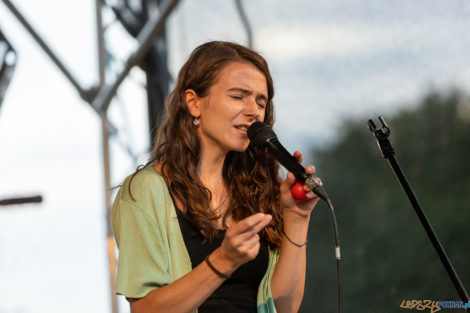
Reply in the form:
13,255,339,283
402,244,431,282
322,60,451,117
112,166,279,313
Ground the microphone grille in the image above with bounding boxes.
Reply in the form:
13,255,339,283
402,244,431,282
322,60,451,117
247,122,278,148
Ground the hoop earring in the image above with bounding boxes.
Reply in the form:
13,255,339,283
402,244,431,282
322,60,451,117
193,117,200,126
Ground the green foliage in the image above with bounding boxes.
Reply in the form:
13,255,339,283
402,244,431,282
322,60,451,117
300,90,470,313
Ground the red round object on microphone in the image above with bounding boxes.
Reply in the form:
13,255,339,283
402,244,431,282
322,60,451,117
290,182,307,200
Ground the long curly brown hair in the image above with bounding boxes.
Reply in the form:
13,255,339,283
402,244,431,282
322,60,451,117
132,41,283,249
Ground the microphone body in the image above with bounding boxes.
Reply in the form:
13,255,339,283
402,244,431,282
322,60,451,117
247,122,329,201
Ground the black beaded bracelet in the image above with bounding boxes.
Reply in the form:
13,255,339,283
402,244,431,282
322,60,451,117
205,255,231,279
282,229,308,247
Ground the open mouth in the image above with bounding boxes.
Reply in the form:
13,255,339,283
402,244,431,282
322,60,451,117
234,125,248,132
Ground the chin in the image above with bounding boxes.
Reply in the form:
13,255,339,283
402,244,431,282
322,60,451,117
229,141,250,153
232,147,248,153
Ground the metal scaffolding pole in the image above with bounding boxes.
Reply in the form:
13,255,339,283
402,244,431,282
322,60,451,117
101,114,118,313
92,0,180,114
234,0,253,48
94,1,119,312
95,0,106,88
95,2,179,309
0,0,95,103
1,1,181,312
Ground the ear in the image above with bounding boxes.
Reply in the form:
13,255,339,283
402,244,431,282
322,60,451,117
184,89,201,118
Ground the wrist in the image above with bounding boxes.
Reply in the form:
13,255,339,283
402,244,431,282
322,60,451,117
205,255,231,279
209,248,239,276
282,228,308,247
282,210,310,244
283,209,311,225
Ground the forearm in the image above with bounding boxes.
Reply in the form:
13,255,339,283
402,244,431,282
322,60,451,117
271,212,310,313
131,248,237,313
130,213,272,313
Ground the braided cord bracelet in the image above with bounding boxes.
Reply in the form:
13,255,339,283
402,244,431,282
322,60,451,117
204,255,231,279
282,228,308,247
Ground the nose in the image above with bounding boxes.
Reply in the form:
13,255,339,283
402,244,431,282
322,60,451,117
244,98,262,121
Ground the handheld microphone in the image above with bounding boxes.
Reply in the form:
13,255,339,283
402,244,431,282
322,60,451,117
247,121,329,201
249,122,342,313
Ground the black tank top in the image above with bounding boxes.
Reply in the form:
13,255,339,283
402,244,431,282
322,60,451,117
176,208,269,313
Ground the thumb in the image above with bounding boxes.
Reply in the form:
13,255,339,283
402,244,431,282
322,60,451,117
286,172,296,186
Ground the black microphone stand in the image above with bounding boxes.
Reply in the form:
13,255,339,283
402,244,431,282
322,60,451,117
368,117,470,310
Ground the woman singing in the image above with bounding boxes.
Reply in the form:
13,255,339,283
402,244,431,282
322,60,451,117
111,41,320,313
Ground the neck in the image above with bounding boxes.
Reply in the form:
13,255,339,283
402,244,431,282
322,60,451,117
197,144,226,189
197,143,230,223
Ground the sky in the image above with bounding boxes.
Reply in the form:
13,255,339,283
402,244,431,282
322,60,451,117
0,1,469,312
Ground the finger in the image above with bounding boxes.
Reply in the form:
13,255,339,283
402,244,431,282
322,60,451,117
305,165,316,175
237,214,272,241
244,214,272,236
230,213,270,235
243,233,261,249
246,238,261,256
286,172,296,186
305,190,317,199
293,150,303,163
239,239,261,260
307,192,321,204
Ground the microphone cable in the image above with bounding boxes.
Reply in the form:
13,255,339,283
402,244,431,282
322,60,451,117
247,121,342,312
326,197,342,313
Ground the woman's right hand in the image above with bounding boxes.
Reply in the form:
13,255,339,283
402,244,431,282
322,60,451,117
129,213,273,313
211,213,272,272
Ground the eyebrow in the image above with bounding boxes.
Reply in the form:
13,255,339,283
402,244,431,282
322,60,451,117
227,87,268,103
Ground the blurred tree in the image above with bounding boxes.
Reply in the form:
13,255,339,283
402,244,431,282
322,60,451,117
300,90,470,313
